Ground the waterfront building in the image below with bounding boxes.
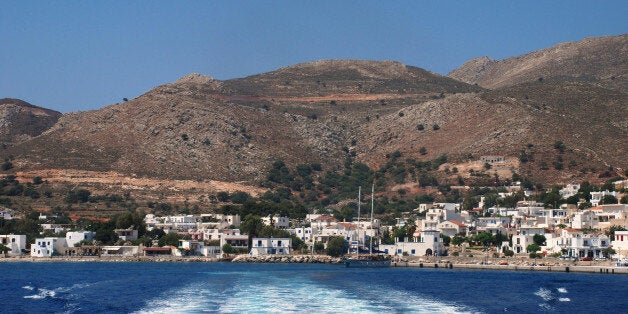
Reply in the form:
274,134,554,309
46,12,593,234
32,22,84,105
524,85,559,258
30,237,67,257
612,231,628,258
0,234,26,256
65,231,94,248
379,230,445,257
249,237,292,255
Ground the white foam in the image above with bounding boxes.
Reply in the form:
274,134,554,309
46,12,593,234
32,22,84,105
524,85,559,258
559,298,571,302
24,288,56,299
557,287,568,294
22,285,34,291
534,287,554,301
136,274,477,314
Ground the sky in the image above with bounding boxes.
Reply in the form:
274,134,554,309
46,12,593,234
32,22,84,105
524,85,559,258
1,1,626,113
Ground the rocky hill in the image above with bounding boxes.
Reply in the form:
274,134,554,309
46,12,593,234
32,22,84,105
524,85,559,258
447,34,627,91
4,61,481,182
0,98,62,148
2,36,627,189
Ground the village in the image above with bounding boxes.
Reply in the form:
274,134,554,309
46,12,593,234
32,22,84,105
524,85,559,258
1,178,628,269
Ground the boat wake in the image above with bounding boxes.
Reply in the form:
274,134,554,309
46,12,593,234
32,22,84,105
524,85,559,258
136,272,478,314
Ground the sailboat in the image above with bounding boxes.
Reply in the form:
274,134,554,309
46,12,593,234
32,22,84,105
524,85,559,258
344,184,391,267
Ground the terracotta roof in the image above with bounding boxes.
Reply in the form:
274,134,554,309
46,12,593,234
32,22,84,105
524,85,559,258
316,216,337,221
448,220,466,227
564,228,581,233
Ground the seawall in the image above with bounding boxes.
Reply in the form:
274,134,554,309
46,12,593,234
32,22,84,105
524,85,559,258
392,261,628,274
232,254,342,263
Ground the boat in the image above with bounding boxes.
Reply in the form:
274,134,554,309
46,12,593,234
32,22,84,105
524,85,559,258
344,184,391,268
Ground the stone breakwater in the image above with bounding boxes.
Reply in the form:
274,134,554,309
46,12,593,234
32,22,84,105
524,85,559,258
231,254,343,264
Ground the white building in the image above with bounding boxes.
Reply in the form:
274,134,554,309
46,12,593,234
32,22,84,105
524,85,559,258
559,184,580,199
590,191,620,206
65,231,94,248
31,237,67,257
220,234,249,252
262,216,290,229
200,214,241,229
114,228,138,241
611,231,628,259
379,230,445,257
291,227,315,242
0,234,27,256
0,207,15,220
250,237,292,255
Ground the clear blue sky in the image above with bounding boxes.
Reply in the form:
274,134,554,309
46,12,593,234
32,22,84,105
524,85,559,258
1,1,626,113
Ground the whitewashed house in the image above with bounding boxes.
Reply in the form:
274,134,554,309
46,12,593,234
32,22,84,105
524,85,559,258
0,234,27,256
114,228,138,241
202,228,241,242
201,246,222,258
262,216,290,229
379,230,445,257
560,228,611,259
559,184,580,199
65,231,95,248
0,207,15,220
250,237,292,255
437,220,467,237
220,234,249,252
611,231,628,258
590,191,620,206
31,237,67,257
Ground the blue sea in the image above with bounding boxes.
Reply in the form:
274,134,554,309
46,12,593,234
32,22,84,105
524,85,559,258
2,262,627,313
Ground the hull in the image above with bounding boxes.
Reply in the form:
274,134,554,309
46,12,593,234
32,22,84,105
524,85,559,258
344,257,391,268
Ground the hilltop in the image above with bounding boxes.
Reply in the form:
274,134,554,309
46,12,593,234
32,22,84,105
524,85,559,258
0,98,62,148
447,34,627,91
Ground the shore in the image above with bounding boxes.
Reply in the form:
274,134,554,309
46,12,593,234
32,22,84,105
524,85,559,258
394,256,628,274
2,254,627,274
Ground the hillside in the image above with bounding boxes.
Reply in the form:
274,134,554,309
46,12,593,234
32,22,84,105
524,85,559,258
2,38,627,199
0,98,62,147
4,61,481,183
447,34,627,91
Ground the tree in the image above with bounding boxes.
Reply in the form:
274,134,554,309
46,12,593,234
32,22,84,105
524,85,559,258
526,243,541,254
533,234,546,246
326,236,346,257
0,243,9,257
553,141,565,153
474,232,494,247
419,147,427,155
314,242,325,253
222,243,236,254
158,232,181,247
451,235,466,246
240,214,264,249
601,195,618,205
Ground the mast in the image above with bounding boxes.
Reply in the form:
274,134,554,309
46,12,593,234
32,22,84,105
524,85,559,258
370,183,374,255
357,186,361,254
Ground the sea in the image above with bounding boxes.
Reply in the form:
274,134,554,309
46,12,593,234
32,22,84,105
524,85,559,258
2,262,627,313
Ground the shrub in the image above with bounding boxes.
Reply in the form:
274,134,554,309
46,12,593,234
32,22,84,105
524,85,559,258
432,124,440,131
416,124,424,131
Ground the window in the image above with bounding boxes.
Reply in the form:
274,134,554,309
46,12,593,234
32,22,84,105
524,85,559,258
397,249,402,254
411,249,416,255
257,240,262,247
277,241,282,246
11,238,15,243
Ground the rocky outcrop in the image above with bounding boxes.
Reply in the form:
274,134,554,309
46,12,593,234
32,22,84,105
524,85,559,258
231,254,343,264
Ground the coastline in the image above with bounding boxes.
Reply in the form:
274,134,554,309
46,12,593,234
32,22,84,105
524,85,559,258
2,255,627,274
